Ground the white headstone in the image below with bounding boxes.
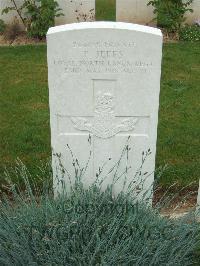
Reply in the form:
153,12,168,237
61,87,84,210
116,0,155,26
55,0,95,25
47,22,162,200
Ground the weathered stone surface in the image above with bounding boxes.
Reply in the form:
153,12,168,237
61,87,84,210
116,0,155,25
47,22,162,200
55,0,95,25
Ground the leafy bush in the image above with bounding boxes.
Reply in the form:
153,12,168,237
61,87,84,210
2,0,64,39
25,0,64,38
148,0,193,33
0,19,6,35
0,160,199,265
179,24,200,42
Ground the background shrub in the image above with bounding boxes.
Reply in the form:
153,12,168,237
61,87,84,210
0,19,6,35
148,0,193,33
25,0,64,39
2,0,64,39
179,24,200,42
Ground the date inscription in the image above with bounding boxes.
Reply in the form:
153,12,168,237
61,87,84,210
53,41,153,74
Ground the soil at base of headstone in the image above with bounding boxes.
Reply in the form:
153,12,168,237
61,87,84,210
153,185,198,217
0,31,177,46
0,32,46,46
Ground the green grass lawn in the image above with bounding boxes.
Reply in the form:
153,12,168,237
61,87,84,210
96,0,116,21
0,43,200,188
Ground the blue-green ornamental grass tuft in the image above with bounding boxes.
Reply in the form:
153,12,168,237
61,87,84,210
0,149,199,265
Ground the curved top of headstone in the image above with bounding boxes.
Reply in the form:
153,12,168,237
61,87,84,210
47,22,162,37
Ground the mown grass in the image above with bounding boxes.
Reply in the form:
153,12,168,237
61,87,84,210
157,43,200,187
0,45,51,186
96,0,116,21
0,43,200,188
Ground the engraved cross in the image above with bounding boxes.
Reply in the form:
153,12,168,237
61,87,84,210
70,79,138,139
